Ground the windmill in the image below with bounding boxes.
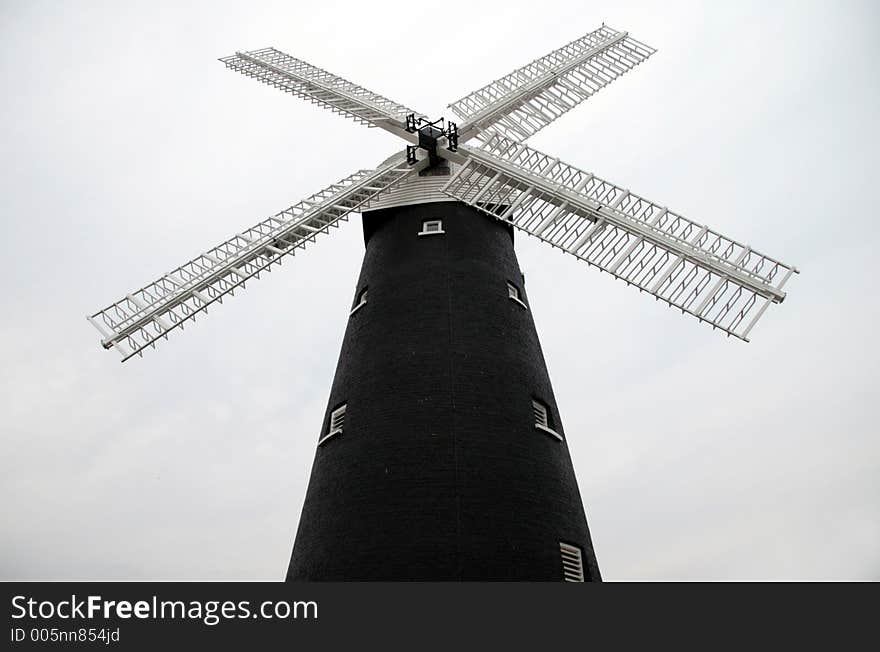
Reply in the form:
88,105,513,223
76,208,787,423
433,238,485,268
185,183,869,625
87,24,798,581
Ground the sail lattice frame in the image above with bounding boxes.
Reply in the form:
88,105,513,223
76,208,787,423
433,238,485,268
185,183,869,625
443,135,797,339
450,25,656,143
88,155,413,360
221,48,425,129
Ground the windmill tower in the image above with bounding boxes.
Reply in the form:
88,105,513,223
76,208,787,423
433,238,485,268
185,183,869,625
87,25,798,581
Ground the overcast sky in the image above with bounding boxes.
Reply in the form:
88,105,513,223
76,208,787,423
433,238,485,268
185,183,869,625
2,0,878,581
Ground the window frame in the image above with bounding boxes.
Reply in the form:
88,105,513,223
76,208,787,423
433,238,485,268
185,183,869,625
507,281,527,309
350,286,368,316
532,398,562,441
318,403,347,446
417,219,445,236
559,541,586,582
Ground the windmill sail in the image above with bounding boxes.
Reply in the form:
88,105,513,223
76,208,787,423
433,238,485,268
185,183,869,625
449,25,655,143
221,48,426,138
443,135,797,340
90,25,798,365
87,154,414,361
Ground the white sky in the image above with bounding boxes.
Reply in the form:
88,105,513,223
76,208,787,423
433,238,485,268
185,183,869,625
1,0,878,580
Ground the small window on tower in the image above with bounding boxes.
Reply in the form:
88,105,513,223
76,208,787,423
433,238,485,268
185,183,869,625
318,403,346,446
533,399,562,441
559,542,585,582
418,219,445,236
350,287,368,316
508,281,527,309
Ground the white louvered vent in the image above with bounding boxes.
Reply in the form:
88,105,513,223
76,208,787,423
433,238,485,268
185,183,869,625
533,399,562,441
508,281,527,309
560,542,585,582
318,404,346,446
330,404,346,432
532,400,548,427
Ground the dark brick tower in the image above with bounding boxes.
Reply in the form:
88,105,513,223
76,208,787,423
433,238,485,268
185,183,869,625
286,201,600,581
